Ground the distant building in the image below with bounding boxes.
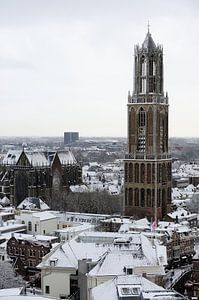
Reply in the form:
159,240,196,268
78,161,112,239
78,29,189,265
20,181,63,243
64,132,79,145
124,29,172,220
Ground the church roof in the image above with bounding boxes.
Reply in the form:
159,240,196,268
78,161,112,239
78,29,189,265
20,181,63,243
142,31,156,50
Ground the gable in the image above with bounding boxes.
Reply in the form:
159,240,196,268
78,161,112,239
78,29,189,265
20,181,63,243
16,151,31,167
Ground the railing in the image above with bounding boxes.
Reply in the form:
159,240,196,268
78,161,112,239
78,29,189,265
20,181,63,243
125,153,172,160
128,95,168,104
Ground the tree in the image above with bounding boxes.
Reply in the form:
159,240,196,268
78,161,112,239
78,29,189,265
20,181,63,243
0,261,25,289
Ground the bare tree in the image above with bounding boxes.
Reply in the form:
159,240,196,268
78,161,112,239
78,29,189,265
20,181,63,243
0,261,25,289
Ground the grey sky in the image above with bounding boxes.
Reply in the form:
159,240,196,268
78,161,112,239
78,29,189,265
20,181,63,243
0,0,198,137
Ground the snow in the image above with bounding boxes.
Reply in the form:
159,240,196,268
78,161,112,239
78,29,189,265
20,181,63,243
91,275,165,300
0,296,54,300
0,288,23,296
57,150,77,164
2,150,22,165
17,197,49,211
32,211,57,221
70,184,89,193
2,232,58,243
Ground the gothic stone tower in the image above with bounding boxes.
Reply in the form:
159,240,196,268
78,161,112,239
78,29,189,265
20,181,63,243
124,30,172,220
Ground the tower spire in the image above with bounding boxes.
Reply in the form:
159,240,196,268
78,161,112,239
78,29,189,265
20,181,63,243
147,20,150,33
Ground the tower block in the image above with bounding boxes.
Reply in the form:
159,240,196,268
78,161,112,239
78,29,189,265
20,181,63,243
124,30,172,220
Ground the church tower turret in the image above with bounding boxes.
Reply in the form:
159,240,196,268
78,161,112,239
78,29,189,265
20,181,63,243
124,30,172,220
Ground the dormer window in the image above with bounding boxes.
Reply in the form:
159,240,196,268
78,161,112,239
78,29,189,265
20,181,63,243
50,258,58,267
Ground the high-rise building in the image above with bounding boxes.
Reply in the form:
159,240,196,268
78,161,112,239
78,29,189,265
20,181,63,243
64,132,79,145
124,29,172,220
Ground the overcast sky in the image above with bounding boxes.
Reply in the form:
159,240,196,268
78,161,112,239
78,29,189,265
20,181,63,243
0,0,198,137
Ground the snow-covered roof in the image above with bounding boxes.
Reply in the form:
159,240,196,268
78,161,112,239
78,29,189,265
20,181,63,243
0,197,11,206
57,151,77,165
70,185,89,193
168,208,197,220
2,232,57,243
17,197,50,211
2,150,77,167
2,150,22,165
32,211,57,221
25,152,48,166
0,296,54,300
91,275,166,300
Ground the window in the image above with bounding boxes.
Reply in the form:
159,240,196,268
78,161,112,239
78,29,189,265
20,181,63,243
141,57,146,76
129,163,133,182
126,268,133,275
29,249,36,257
140,189,145,207
128,188,133,206
141,163,145,183
28,221,32,232
147,164,151,184
135,164,139,183
45,285,50,294
147,189,151,207
35,224,37,232
139,107,146,126
135,188,139,206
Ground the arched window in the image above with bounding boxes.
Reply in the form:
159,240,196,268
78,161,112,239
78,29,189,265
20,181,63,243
135,188,139,206
125,163,128,182
140,189,145,207
141,56,146,76
157,189,161,207
138,108,146,127
159,55,163,92
162,164,166,182
162,189,166,204
167,187,171,203
147,163,151,184
125,188,128,205
152,163,155,183
149,56,156,76
152,189,155,207
147,189,151,207
28,221,32,232
129,163,133,182
141,163,145,183
135,163,139,183
129,188,133,206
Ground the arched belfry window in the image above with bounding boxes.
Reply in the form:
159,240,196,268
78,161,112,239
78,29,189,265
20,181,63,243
139,108,145,127
140,56,146,93
141,56,146,76
149,55,156,93
159,55,163,93
149,55,156,76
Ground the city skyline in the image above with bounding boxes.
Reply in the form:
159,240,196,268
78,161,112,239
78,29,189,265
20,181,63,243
0,0,199,137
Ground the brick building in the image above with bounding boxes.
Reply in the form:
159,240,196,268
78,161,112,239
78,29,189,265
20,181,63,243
124,29,172,220
7,235,54,279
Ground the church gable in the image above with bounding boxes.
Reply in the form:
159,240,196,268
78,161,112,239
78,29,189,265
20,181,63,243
16,151,31,166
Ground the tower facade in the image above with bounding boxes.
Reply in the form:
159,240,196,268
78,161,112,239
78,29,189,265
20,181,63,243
124,30,172,220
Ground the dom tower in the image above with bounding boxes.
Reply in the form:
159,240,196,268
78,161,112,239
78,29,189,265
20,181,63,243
124,30,172,220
